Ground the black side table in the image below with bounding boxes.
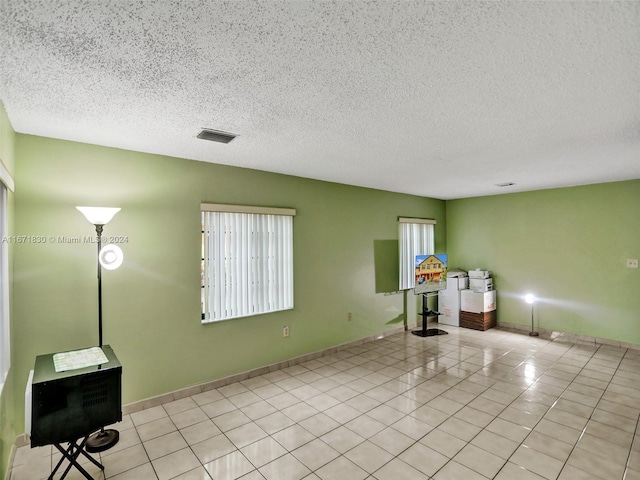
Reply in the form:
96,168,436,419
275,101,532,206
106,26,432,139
30,345,122,480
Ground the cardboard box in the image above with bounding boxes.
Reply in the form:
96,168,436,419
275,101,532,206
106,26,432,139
461,310,497,331
461,290,496,313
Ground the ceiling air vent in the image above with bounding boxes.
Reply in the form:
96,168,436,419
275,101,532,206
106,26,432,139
197,129,237,144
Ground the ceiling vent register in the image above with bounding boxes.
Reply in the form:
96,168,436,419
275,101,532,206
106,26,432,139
197,129,237,144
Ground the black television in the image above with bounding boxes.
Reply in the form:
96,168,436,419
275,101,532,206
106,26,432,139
30,345,122,447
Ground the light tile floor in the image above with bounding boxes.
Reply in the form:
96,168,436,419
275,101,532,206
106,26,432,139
11,324,640,480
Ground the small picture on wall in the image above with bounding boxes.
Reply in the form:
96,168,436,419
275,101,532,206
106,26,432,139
414,254,447,294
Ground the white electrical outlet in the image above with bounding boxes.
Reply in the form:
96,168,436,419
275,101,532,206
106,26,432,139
627,259,639,269
283,325,290,337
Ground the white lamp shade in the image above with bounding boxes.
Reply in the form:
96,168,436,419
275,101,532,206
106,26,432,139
524,293,535,304
76,206,121,225
99,244,124,270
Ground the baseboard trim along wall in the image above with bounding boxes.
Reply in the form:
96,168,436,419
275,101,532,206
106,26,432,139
497,321,640,351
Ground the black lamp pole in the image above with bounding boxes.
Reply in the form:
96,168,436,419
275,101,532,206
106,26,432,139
96,224,104,347
85,223,120,453
525,294,539,337
529,301,539,337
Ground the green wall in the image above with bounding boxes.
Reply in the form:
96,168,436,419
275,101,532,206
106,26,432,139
0,101,16,480
446,181,640,344
11,134,445,436
7,125,637,480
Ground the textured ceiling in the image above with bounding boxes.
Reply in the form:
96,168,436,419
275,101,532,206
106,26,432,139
0,1,638,200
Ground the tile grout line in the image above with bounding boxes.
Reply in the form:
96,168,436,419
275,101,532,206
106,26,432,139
485,343,595,480
50,335,592,479
15,330,640,480
536,343,628,480
425,339,562,479
614,347,640,480
359,334,554,479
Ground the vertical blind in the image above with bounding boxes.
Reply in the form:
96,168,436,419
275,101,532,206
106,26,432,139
398,218,436,290
0,183,9,387
202,205,295,322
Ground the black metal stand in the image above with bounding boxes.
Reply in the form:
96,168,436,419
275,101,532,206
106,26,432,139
412,293,448,337
51,436,104,480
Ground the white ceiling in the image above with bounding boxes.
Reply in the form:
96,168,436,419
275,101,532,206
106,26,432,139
1,1,638,200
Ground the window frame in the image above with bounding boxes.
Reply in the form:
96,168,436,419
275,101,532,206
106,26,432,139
0,167,13,394
398,217,436,291
201,203,296,323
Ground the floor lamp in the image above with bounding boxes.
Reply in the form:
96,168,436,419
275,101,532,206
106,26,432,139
525,293,539,337
76,206,123,452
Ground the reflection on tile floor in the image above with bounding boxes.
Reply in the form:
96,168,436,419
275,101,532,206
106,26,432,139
11,324,640,480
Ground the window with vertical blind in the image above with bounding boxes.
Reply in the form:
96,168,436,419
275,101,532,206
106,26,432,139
398,217,436,290
201,203,295,323
0,181,9,391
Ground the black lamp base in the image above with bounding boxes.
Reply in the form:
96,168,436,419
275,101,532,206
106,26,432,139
529,331,539,337
85,428,119,453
